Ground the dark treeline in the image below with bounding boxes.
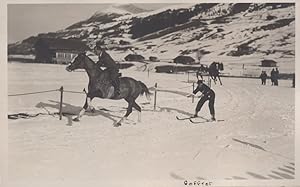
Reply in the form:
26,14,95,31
129,4,218,39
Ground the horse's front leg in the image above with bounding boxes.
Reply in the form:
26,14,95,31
83,87,95,112
210,75,217,84
217,75,223,85
73,96,92,122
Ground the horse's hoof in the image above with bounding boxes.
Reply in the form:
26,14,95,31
114,122,121,127
73,117,80,122
91,108,96,113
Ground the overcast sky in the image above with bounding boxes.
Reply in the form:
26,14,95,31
7,3,172,44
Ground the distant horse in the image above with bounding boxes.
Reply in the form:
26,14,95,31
66,53,151,127
196,62,223,85
208,62,223,85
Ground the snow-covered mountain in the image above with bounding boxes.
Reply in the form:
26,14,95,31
8,3,295,71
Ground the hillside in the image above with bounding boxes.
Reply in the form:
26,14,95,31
8,3,295,73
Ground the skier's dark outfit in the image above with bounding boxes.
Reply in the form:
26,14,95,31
192,80,215,120
95,46,120,95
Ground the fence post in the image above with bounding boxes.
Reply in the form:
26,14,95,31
154,83,157,111
192,82,195,103
59,86,64,120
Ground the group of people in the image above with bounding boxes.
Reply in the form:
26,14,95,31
91,43,295,122
259,68,280,86
91,43,217,121
271,68,280,86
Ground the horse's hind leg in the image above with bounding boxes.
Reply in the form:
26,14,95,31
115,99,133,127
132,101,142,122
124,98,134,117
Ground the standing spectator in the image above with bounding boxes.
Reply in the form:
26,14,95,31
274,68,279,86
259,71,268,85
270,68,275,86
196,64,205,80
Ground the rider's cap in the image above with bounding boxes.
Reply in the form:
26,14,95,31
94,45,103,50
197,80,203,84
95,40,105,50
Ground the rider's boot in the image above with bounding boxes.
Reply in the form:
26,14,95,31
113,79,120,96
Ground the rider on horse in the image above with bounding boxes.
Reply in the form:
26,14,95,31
94,44,120,95
196,64,206,80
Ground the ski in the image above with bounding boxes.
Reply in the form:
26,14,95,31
189,118,224,124
176,116,196,120
176,115,209,121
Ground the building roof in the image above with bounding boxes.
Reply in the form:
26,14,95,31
35,37,89,52
261,59,277,67
124,54,145,62
261,59,277,64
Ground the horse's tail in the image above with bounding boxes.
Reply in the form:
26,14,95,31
139,81,152,101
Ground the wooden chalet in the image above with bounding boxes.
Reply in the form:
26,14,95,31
261,59,277,67
34,38,89,64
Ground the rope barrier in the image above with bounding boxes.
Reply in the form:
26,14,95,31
8,86,87,120
178,85,194,90
8,89,87,97
64,90,86,94
8,89,59,97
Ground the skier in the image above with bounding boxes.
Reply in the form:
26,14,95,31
94,44,120,95
187,80,216,121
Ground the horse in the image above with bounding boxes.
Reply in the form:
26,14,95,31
197,62,223,85
66,53,151,127
208,62,223,85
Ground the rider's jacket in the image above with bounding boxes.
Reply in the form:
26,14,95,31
97,50,118,70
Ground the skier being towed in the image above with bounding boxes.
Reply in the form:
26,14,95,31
188,80,216,121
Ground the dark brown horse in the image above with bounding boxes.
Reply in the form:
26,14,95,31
208,62,223,85
197,62,223,85
66,53,151,126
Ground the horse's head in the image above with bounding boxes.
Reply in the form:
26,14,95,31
66,52,87,72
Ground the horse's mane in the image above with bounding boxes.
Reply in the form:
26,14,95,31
83,53,97,64
81,53,104,72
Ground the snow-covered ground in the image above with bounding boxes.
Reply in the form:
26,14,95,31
8,62,295,187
